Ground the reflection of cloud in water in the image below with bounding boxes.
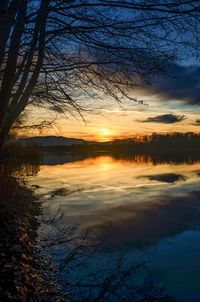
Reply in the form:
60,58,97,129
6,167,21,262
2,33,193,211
139,173,186,183
193,169,200,177
50,187,84,197
85,191,200,250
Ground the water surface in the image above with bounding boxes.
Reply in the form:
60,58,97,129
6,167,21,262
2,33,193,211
30,152,200,301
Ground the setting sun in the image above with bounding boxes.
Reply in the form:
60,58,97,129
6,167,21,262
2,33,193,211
100,128,111,136
99,128,112,138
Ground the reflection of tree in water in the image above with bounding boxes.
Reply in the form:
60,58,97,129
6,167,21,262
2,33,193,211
41,150,200,167
1,144,41,178
41,207,177,302
14,163,40,178
112,153,200,165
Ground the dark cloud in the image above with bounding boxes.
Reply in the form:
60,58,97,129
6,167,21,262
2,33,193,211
192,119,200,126
141,113,185,124
151,63,200,105
193,169,200,177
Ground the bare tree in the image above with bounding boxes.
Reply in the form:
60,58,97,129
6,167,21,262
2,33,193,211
0,0,200,150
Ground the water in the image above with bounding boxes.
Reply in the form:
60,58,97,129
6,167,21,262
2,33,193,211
29,152,200,301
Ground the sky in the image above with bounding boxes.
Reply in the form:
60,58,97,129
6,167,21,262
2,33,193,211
25,63,200,142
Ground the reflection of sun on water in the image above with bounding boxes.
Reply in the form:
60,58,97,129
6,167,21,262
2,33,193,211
97,156,115,171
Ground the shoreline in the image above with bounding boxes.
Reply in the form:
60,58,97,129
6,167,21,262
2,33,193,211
0,168,66,302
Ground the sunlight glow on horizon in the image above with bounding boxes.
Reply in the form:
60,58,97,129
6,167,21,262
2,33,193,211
20,89,200,141
98,128,113,141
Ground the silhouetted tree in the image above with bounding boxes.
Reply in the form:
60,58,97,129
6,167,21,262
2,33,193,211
0,0,200,150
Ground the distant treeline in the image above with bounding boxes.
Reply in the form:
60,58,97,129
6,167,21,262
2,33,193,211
33,132,200,164
40,132,200,154
112,132,200,153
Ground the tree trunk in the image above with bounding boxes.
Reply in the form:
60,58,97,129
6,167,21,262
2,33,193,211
0,127,10,153
0,114,15,154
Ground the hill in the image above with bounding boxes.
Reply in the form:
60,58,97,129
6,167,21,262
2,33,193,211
20,136,87,147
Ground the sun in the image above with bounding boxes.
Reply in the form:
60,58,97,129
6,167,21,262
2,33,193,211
100,128,111,136
98,128,113,141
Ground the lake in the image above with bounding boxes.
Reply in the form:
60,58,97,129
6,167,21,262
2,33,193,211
29,152,200,301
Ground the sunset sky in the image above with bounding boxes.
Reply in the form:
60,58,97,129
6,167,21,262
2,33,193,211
26,63,200,142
